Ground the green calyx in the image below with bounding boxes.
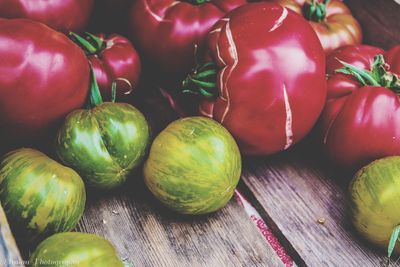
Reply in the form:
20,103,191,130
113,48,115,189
69,32,106,56
184,0,211,5
303,0,330,22
335,55,400,94
87,65,127,108
182,62,219,99
388,225,400,260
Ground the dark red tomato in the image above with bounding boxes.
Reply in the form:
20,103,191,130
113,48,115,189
0,0,94,33
183,2,326,155
128,0,247,87
275,0,362,53
320,44,400,170
70,32,141,100
0,19,89,142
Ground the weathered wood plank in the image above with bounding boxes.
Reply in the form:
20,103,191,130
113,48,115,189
241,142,390,267
345,0,400,49
0,204,24,267
77,177,285,267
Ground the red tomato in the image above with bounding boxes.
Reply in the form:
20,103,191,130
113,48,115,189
320,44,400,169
183,2,327,155
0,0,94,33
70,32,141,100
128,0,247,87
274,0,362,53
0,19,89,142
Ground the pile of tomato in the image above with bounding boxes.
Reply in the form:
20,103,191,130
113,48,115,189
0,0,399,265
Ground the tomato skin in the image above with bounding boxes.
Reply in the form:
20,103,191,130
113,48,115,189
144,117,241,215
320,45,400,170
0,0,94,33
0,149,86,243
0,19,89,143
87,33,141,100
30,232,124,267
198,2,326,155
128,0,247,86
349,157,400,254
56,102,150,190
275,0,362,53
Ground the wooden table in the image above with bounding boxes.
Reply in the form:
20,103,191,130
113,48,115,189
1,0,400,266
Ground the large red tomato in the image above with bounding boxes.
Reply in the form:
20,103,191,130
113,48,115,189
70,32,141,100
0,0,94,33
128,0,247,87
320,45,400,169
274,0,362,53
183,2,326,155
0,19,89,142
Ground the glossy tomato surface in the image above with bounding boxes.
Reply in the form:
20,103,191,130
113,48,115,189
144,117,241,215
129,0,247,86
320,45,400,169
0,19,89,143
198,2,326,155
30,232,124,267
349,157,400,254
0,0,94,33
56,102,150,189
275,0,362,53
0,148,86,243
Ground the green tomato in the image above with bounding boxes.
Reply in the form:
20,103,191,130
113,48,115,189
0,148,86,243
56,102,150,189
144,117,241,215
30,232,124,267
349,156,400,257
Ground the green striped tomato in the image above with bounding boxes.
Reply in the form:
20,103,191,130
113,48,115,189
349,156,400,256
56,102,150,189
30,232,124,267
144,117,241,215
0,148,86,243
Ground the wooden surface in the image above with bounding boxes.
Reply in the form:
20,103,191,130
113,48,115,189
77,178,284,267
241,143,390,267
0,204,24,267
345,0,400,49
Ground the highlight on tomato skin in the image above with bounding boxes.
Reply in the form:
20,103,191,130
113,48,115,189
349,156,400,258
144,117,242,215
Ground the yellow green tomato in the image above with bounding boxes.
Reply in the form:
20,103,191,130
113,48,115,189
349,156,400,257
144,117,242,215
0,148,86,243
30,232,124,267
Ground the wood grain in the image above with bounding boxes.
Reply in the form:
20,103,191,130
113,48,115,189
345,0,400,49
0,204,24,267
77,177,285,267
241,142,391,267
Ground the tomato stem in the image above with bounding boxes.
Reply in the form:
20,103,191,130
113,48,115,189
182,62,219,99
335,55,400,93
303,0,330,22
69,32,106,56
87,65,104,108
184,0,211,5
388,225,400,259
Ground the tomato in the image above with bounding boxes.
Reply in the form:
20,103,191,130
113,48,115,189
30,232,124,267
144,117,241,215
0,148,86,243
56,69,150,190
183,2,326,156
0,0,94,33
70,32,141,100
349,157,400,257
0,19,89,143
320,44,400,170
128,0,247,87
274,0,362,53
